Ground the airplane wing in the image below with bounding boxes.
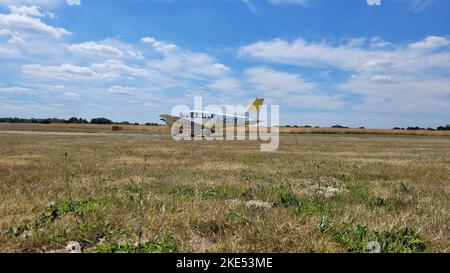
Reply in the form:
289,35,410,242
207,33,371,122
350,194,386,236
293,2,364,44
160,115,214,129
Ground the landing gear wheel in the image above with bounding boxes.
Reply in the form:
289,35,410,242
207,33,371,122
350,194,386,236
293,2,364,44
171,126,183,137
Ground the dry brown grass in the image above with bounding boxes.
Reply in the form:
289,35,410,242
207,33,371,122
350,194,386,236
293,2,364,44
1,123,450,137
0,123,168,133
0,129,448,253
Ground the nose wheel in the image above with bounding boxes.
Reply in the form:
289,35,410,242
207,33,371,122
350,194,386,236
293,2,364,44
171,126,183,137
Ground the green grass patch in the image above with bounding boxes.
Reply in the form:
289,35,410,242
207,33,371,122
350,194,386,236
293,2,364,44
169,185,239,200
271,182,344,216
318,220,426,253
366,196,406,211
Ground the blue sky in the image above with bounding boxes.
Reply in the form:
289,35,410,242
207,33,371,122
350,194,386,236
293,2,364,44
0,0,449,128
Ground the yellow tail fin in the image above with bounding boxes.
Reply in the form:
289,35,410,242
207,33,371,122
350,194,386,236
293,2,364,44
246,98,264,113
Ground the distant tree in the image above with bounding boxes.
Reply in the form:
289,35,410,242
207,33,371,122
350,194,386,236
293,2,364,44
67,117,88,124
331,124,349,129
1,117,87,124
91,117,112,124
145,122,161,126
76,117,88,124
437,124,450,131
407,127,425,131
117,121,131,125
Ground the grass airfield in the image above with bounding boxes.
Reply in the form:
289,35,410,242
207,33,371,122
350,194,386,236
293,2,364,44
0,125,449,253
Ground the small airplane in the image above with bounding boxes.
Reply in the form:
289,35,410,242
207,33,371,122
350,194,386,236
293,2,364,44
160,98,265,137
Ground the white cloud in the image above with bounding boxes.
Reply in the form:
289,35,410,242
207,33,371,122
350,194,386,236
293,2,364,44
22,60,164,84
240,36,450,114
242,0,308,14
0,46,21,58
407,0,435,12
268,0,308,6
239,36,450,75
7,5,57,18
141,36,177,54
142,36,231,80
240,38,369,70
108,85,137,96
244,66,345,110
341,74,450,96
408,36,450,50
0,86,34,94
61,91,79,97
245,66,314,94
21,59,180,92
65,41,144,60
0,6,69,59
0,1,61,8
208,78,241,92
66,0,81,6
369,75,394,83
0,12,70,38
241,0,309,14
370,37,392,48
241,0,258,14
89,60,151,78
22,63,105,81
66,42,123,56
8,5,43,17
214,63,231,72
17,36,234,101
367,0,381,6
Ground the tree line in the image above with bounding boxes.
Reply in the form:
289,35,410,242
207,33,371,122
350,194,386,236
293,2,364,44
284,124,450,131
393,125,450,131
1,117,448,130
0,117,161,126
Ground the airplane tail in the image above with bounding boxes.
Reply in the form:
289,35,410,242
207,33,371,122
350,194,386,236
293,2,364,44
246,98,264,114
159,114,180,127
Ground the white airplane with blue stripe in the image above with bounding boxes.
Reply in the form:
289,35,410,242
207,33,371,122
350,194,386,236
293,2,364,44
160,98,265,137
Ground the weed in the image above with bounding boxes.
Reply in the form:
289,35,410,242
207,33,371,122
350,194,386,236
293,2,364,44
199,188,219,199
198,186,232,200
396,182,415,194
135,154,149,252
272,183,299,207
226,211,252,226
63,152,79,226
240,185,253,200
317,217,332,233
366,196,405,211
192,219,231,238
96,235,178,253
169,187,195,199
319,221,426,253
368,196,387,208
